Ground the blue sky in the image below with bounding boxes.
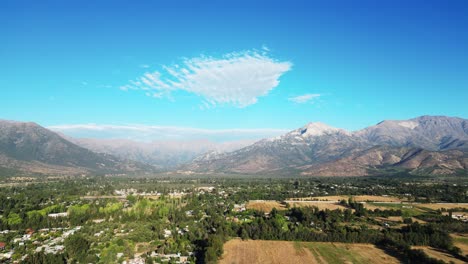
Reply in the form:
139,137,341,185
1,0,468,141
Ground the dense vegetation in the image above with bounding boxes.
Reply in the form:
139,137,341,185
0,175,467,263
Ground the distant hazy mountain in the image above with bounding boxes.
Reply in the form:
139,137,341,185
0,120,154,176
69,137,255,169
356,116,468,150
185,116,468,176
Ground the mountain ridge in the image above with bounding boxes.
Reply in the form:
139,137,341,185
1,116,467,177
0,120,155,176
184,115,468,176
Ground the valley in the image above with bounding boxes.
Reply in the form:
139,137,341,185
3,0,467,263
0,175,467,263
0,116,467,263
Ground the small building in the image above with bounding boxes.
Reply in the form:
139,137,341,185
25,228,35,235
0,242,6,250
163,229,172,238
48,212,68,218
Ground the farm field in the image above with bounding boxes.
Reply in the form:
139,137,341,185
451,234,468,256
286,201,348,211
363,202,425,217
374,216,421,223
246,200,286,212
220,239,399,264
289,195,404,202
414,203,468,211
412,246,465,264
248,198,468,215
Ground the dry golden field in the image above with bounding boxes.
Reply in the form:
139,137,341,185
246,200,286,212
286,201,349,211
220,239,399,264
414,203,468,211
413,246,465,264
289,195,404,202
451,234,468,256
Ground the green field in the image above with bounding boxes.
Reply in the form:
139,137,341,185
301,242,384,264
367,202,424,217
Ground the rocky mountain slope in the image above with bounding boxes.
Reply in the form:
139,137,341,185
0,120,154,175
356,116,468,150
188,122,367,173
185,116,468,176
300,146,467,176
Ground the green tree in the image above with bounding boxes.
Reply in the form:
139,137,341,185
204,247,218,264
6,213,22,227
65,234,90,262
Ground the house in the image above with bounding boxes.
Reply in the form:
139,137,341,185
123,257,145,264
48,212,68,218
233,204,246,212
163,229,172,238
0,242,6,250
0,251,13,260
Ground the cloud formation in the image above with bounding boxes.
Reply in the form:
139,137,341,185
121,50,292,107
49,124,289,142
288,93,321,104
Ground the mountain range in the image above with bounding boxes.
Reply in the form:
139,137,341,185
0,120,153,176
184,116,468,176
0,116,467,177
66,137,255,170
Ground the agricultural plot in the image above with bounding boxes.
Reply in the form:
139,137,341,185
286,201,348,211
451,234,468,256
363,202,424,217
412,246,466,264
414,203,468,211
291,195,404,203
220,239,399,264
246,200,286,212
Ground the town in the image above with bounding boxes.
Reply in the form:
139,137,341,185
0,175,467,263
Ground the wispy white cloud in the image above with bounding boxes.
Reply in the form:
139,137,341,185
49,124,289,142
288,93,321,104
120,49,292,107
139,64,150,68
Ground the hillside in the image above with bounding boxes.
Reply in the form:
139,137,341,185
185,116,468,176
0,120,154,175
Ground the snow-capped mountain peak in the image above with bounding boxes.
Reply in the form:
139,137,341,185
299,122,343,137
